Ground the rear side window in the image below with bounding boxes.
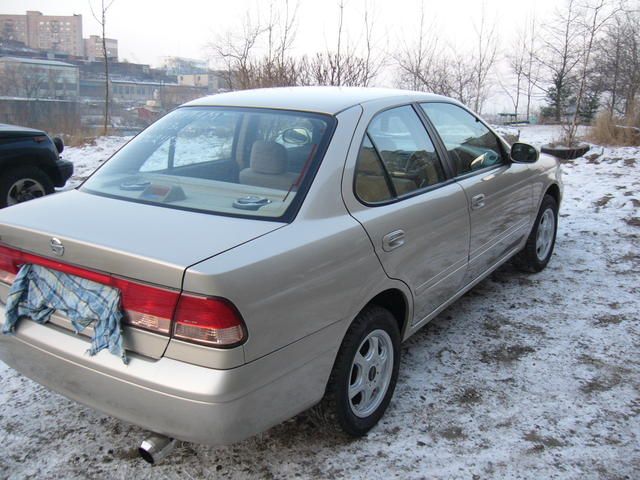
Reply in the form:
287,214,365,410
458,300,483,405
354,105,445,204
420,103,505,176
355,136,393,203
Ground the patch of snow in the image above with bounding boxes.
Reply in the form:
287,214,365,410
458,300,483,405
60,136,131,188
494,124,591,149
1,125,639,479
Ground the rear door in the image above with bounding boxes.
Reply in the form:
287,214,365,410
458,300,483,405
420,102,533,283
343,104,470,324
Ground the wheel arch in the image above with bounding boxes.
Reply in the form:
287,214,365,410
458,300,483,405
0,157,54,183
365,288,411,340
324,284,412,389
545,183,561,205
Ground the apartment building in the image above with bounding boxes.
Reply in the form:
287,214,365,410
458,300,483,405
84,35,118,61
0,11,84,57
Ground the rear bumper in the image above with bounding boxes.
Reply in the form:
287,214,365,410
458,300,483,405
0,312,340,445
53,158,74,186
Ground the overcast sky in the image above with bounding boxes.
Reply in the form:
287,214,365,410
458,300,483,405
3,0,562,64
2,0,565,112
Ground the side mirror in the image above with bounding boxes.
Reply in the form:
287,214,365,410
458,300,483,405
510,142,538,163
53,137,64,154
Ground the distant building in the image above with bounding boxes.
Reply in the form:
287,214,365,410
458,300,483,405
162,56,207,76
177,72,231,94
0,11,84,57
84,35,118,61
0,56,79,100
0,11,119,60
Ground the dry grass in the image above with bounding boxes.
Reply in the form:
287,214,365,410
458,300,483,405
58,129,101,148
588,112,640,146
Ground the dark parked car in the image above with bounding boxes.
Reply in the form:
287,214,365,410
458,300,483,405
0,123,73,208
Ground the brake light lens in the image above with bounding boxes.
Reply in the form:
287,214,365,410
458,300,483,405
118,281,178,334
173,294,246,347
0,245,179,334
0,246,17,284
0,244,246,346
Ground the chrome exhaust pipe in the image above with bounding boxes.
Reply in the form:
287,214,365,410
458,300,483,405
138,434,177,464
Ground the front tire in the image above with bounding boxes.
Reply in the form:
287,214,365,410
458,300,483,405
0,166,54,208
324,305,401,437
514,194,559,272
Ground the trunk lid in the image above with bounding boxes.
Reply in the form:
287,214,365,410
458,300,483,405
0,190,283,357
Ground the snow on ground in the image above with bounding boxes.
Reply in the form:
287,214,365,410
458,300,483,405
1,125,639,479
61,136,131,188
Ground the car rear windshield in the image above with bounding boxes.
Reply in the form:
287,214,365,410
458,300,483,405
81,106,335,220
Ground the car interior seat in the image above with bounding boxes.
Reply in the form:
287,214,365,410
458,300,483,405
239,140,298,191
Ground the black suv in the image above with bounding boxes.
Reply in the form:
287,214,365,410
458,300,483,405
0,123,73,208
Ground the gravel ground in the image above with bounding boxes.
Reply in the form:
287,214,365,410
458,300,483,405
0,126,638,479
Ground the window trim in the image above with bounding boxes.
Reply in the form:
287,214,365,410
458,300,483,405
418,101,511,180
352,103,454,208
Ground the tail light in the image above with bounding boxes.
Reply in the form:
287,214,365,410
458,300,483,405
0,245,246,347
173,294,246,347
0,246,17,284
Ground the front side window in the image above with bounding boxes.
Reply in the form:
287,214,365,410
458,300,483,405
420,102,505,176
354,105,445,204
81,107,333,220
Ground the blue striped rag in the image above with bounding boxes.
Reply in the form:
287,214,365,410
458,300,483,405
2,264,128,364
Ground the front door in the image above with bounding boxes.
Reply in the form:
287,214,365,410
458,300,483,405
420,102,533,282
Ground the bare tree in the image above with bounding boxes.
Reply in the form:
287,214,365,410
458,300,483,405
0,63,60,100
619,8,640,118
599,13,625,115
90,0,115,136
596,7,640,118
335,0,345,86
302,0,381,87
501,28,527,119
210,1,304,89
361,0,383,86
395,0,494,109
537,0,583,123
258,0,300,87
565,0,619,146
395,2,446,92
0,65,18,97
211,12,262,90
502,14,542,121
471,2,498,113
448,50,477,105
522,16,542,121
302,51,370,86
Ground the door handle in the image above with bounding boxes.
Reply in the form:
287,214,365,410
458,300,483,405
382,230,405,252
471,194,486,209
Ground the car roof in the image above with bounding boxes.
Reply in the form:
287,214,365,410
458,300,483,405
0,123,46,139
182,86,451,115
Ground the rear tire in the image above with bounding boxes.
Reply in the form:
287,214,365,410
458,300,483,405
0,166,54,208
323,305,401,437
514,194,558,273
